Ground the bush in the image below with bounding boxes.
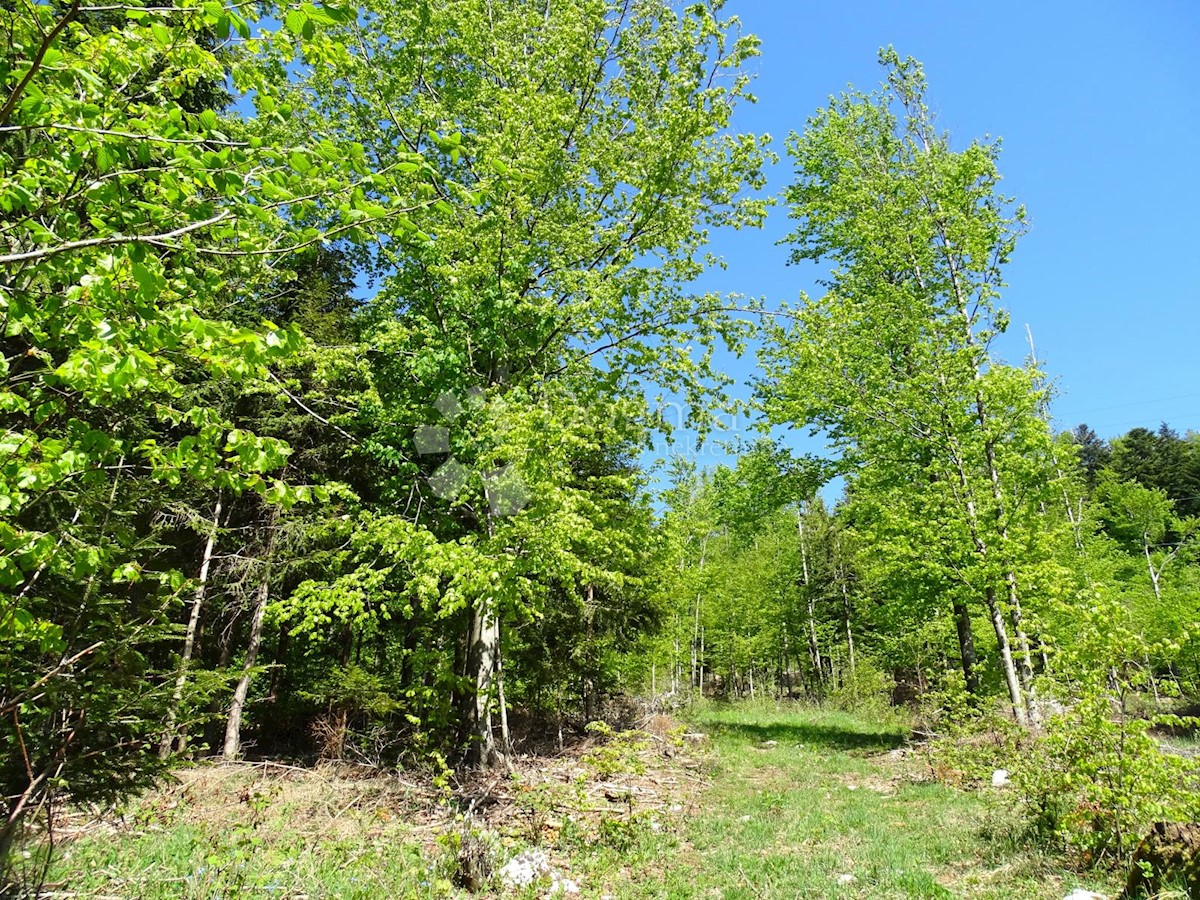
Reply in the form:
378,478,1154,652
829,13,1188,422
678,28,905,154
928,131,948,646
828,659,895,714
918,670,1028,787
1017,690,1200,865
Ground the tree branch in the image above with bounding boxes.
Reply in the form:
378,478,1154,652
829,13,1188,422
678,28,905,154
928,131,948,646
0,212,231,265
0,0,82,127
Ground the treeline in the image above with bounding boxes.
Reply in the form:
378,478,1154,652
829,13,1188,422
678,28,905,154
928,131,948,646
641,423,1200,710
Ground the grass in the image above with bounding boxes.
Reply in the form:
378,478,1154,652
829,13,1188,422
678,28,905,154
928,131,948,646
33,703,1122,898
598,702,1119,900
38,765,445,899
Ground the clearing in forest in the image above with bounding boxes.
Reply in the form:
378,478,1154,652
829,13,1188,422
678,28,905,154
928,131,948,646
42,705,1116,899
611,705,1117,899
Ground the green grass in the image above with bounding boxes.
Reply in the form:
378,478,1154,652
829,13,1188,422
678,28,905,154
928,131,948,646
36,704,1122,898
38,766,446,899
595,703,1119,900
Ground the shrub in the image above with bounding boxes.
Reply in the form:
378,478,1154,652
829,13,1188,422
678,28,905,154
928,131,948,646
1017,690,1200,865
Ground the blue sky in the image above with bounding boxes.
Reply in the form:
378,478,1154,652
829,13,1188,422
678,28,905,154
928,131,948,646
657,0,1200,476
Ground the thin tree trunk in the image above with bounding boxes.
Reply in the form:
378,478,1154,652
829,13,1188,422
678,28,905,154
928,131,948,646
797,510,824,682
555,682,564,752
782,632,791,699
672,636,679,695
1144,540,1162,602
842,578,856,680
161,496,222,758
691,595,700,691
465,597,501,768
496,619,511,756
836,541,857,681
223,518,278,760
985,586,1028,727
222,575,269,759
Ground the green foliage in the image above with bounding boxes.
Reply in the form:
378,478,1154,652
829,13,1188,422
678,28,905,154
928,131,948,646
1019,694,1200,865
1018,590,1200,865
582,723,650,780
3,7,1198,891
827,658,895,714
0,0,433,873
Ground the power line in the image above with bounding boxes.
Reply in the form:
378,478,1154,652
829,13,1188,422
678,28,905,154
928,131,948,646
1053,391,1200,417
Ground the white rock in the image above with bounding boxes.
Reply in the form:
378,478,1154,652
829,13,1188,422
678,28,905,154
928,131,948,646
739,815,752,822
991,769,1011,787
836,873,857,885
1062,891,1106,900
499,849,550,888
549,875,581,895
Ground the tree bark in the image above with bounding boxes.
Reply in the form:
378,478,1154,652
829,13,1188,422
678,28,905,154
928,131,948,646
161,496,222,758
985,586,1028,727
952,600,980,695
496,619,511,757
841,576,856,680
464,597,501,769
223,519,278,760
797,510,824,683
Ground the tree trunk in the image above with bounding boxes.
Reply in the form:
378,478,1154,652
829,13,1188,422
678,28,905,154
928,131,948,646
465,597,501,769
161,496,222,758
223,520,278,760
268,626,289,703
985,586,1028,727
496,619,511,756
797,511,824,683
839,565,856,680
671,636,679,695
952,600,980,695
691,594,700,692
1144,540,1163,602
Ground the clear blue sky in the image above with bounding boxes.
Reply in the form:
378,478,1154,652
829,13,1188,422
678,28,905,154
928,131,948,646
659,0,1200,476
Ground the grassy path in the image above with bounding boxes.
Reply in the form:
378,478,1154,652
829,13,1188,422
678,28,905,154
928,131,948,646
39,704,1121,898
606,704,1115,900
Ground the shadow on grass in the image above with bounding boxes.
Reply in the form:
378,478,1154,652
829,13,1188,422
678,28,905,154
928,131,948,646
701,717,906,753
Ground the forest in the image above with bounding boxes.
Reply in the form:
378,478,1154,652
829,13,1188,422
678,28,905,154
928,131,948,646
2,0,1198,897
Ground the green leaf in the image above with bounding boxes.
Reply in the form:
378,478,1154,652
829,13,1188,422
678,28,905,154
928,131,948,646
288,150,312,174
284,8,306,35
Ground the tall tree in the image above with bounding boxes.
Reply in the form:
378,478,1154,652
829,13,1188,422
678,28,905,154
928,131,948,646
760,49,1068,723
273,0,770,767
